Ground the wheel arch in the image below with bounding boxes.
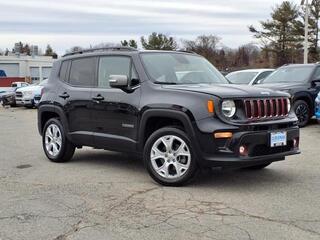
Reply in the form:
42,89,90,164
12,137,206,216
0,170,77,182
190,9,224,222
138,109,196,151
38,105,70,136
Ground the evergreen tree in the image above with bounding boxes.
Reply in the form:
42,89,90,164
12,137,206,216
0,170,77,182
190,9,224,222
141,32,177,50
249,1,303,66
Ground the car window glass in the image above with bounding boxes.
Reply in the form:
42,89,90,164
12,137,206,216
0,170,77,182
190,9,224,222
69,58,95,87
98,56,131,88
263,66,314,83
255,71,273,81
312,67,320,80
60,61,70,82
226,72,258,84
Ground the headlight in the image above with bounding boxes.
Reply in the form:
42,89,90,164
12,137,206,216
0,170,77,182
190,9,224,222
221,100,236,118
23,91,33,97
287,99,291,112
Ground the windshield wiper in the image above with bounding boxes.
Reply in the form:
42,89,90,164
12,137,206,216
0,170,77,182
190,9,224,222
154,81,178,85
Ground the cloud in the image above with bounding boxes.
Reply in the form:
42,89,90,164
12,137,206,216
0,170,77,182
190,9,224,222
0,0,300,55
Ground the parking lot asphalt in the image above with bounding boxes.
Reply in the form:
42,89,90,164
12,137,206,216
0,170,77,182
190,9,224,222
0,107,320,240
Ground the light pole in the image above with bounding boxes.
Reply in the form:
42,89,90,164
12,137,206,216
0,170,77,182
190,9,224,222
302,0,309,64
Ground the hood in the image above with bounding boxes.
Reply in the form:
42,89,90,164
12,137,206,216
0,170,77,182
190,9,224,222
162,84,289,98
257,82,304,91
19,85,42,92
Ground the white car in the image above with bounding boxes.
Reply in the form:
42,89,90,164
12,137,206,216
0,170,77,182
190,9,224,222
15,80,48,108
226,69,274,85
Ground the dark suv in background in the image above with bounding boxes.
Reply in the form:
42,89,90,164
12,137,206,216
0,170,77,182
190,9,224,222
259,64,320,127
38,47,300,186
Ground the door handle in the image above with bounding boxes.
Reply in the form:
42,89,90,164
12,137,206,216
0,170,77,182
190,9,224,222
92,95,104,101
59,92,70,99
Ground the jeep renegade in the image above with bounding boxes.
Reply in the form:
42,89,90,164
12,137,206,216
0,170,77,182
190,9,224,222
38,47,300,186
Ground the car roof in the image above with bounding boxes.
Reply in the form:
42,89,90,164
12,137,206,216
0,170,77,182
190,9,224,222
60,48,198,61
233,69,274,72
227,69,275,75
280,63,319,68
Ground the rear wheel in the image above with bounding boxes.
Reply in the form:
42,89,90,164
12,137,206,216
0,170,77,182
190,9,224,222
143,127,198,186
293,100,310,127
42,118,75,162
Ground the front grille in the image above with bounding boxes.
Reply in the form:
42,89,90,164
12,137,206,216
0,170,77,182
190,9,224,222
244,98,288,120
15,91,22,98
34,96,41,100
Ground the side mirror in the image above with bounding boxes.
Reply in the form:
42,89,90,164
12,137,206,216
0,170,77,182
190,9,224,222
109,75,128,89
312,79,320,87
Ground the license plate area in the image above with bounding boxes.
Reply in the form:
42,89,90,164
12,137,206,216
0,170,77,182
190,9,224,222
270,131,287,147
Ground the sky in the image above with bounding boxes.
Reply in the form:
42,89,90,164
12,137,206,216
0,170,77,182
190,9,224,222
0,0,301,55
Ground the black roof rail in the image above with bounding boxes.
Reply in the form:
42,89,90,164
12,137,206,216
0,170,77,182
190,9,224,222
62,46,137,57
176,48,197,54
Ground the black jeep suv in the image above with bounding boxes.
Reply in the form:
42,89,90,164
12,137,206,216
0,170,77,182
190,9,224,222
259,64,320,127
38,47,300,186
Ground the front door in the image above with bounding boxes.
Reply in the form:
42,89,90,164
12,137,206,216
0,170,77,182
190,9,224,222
91,56,141,152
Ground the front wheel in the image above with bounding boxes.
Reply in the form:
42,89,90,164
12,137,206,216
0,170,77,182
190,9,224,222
293,100,310,127
42,118,75,162
143,127,198,186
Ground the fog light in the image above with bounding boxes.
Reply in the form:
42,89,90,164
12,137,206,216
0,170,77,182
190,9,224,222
239,145,248,156
293,138,299,148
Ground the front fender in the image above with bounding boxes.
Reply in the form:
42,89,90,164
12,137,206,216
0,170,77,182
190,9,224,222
138,108,197,151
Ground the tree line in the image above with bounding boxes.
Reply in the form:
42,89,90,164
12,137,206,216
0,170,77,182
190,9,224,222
1,1,320,71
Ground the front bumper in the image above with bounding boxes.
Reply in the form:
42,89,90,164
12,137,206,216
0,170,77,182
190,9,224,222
194,120,300,168
16,97,34,106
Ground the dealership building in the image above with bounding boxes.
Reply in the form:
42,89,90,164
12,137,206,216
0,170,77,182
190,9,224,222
0,55,54,83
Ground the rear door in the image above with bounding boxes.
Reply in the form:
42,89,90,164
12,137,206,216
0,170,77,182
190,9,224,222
91,55,141,151
57,57,97,146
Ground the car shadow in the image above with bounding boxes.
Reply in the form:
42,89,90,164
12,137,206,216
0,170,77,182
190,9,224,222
70,149,145,173
68,149,298,189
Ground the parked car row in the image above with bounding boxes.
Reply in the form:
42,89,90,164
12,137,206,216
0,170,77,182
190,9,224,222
1,80,47,108
316,92,320,123
226,64,320,127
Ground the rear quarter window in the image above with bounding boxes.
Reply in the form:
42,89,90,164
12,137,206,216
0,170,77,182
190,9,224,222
59,60,70,82
69,57,96,87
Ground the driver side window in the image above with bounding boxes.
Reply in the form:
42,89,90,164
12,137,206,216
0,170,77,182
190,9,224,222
98,56,139,88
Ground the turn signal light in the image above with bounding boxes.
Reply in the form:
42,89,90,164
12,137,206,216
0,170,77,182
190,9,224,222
214,132,233,139
207,100,215,113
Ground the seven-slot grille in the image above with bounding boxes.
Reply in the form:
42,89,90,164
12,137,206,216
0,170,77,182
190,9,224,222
244,98,289,120
15,91,22,98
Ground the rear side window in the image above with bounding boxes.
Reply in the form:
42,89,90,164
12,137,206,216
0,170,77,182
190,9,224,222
69,57,96,87
59,61,70,82
98,56,131,88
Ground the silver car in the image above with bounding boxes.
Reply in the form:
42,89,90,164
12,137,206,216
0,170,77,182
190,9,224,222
226,69,274,85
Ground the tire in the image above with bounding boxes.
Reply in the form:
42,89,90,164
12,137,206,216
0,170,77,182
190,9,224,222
244,163,271,170
42,118,75,163
293,100,310,127
143,127,198,186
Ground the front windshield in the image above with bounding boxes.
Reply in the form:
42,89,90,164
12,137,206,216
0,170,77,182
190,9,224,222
140,53,228,84
226,71,258,84
262,66,314,84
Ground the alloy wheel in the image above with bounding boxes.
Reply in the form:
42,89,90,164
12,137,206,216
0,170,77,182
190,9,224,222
150,135,191,179
45,124,62,157
295,104,309,124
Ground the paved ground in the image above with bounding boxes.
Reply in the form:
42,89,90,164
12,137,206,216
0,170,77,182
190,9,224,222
0,107,320,240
